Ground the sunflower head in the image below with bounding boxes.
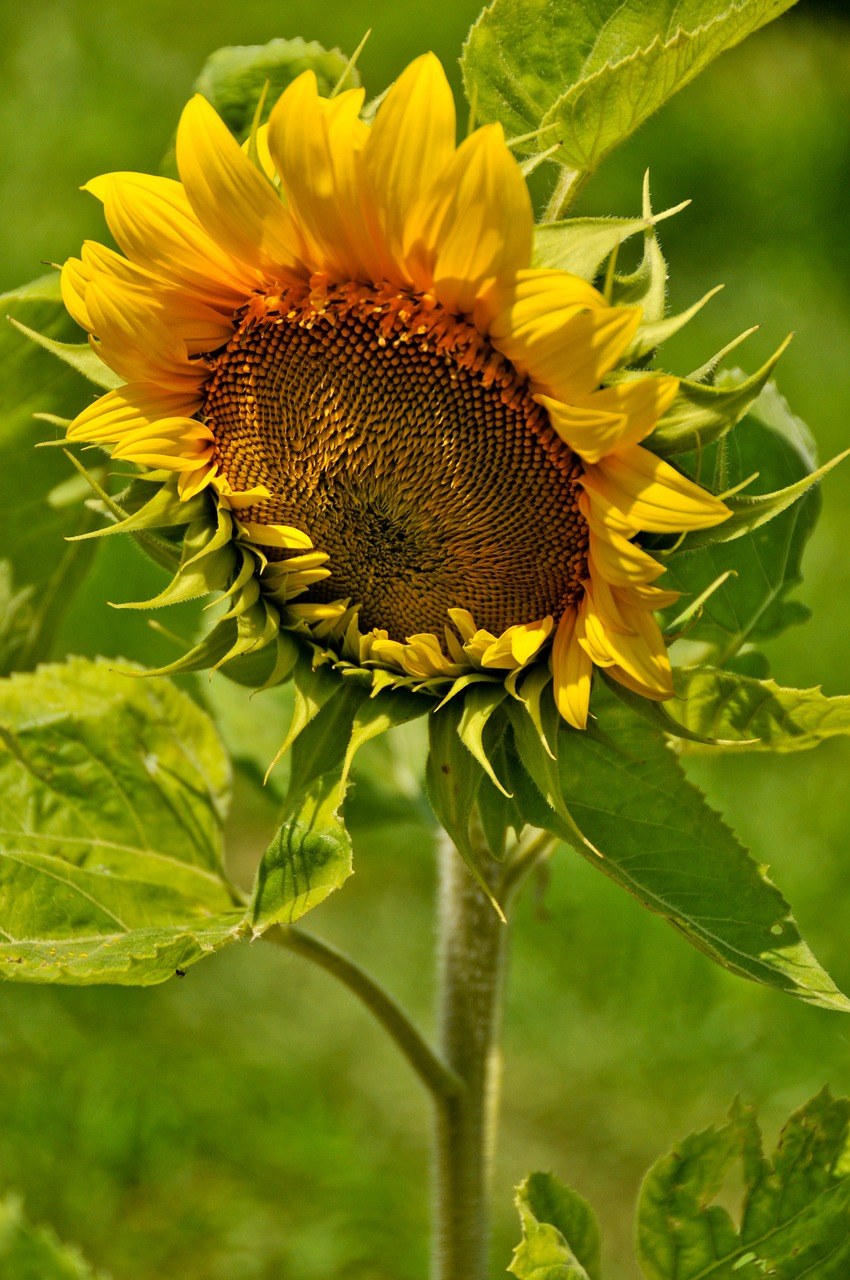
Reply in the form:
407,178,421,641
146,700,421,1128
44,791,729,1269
60,52,731,749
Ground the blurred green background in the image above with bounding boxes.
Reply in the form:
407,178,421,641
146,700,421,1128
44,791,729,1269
2,2,850,1277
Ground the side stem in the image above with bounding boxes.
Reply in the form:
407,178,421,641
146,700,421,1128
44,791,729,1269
432,834,510,1280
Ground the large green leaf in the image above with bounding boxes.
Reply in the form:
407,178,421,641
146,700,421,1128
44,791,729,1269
462,0,796,189
0,1196,107,1280
511,690,848,1010
661,381,821,668
0,657,246,985
673,667,850,752
637,1090,850,1278
509,1172,601,1280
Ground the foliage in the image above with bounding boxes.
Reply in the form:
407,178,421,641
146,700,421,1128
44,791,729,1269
462,0,797,197
513,1091,850,1278
0,1196,106,1280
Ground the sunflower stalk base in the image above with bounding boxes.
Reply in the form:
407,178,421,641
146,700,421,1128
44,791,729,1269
432,833,509,1280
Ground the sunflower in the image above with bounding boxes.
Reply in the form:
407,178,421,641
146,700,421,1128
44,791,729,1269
61,53,728,730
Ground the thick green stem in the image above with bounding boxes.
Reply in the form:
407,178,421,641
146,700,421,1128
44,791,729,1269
432,835,509,1280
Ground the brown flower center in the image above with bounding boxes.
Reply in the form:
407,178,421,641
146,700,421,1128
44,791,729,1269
203,282,588,642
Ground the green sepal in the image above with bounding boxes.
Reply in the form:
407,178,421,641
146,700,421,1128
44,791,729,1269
658,383,822,664
61,451,182,572
456,684,511,795
66,469,208,541
672,445,849,553
505,697,594,853
649,339,792,458
425,697,506,917
112,518,236,610
8,314,121,391
142,616,241,678
629,285,724,362
672,667,850,753
475,736,526,860
532,200,688,282
637,1089,850,1279
510,1171,601,1280
250,681,368,933
607,173,668,323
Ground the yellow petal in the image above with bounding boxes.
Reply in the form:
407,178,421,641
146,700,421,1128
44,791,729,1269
406,124,533,316
241,122,276,182
575,375,679,454
82,269,232,356
364,52,456,282
581,445,730,533
580,493,665,586
176,94,305,280
480,618,552,669
551,607,592,729
578,584,673,696
179,462,218,500
85,278,204,390
85,171,259,311
490,270,640,399
67,383,203,444
267,73,378,280
238,521,313,550
61,257,92,331
538,374,680,464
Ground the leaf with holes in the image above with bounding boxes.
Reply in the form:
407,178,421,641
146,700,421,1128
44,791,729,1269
637,1089,850,1279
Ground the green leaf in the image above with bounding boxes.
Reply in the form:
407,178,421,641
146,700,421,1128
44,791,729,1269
0,1195,107,1280
542,690,849,1010
0,657,246,985
463,0,797,195
195,37,360,142
661,381,823,667
672,667,850,753
510,1172,601,1280
637,1089,850,1279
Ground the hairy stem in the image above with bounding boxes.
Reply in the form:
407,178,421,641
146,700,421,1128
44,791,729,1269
543,164,591,221
265,924,461,1101
432,834,509,1280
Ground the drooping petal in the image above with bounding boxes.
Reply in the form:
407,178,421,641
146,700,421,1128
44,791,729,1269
581,445,730,533
405,124,533,317
551,607,592,729
579,493,665,586
176,94,305,280
364,52,457,282
538,374,679,464
84,171,260,310
490,269,640,400
267,73,378,280
577,581,674,698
